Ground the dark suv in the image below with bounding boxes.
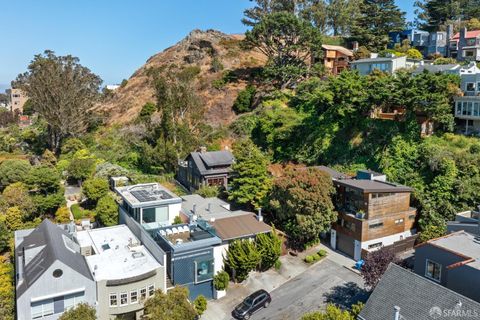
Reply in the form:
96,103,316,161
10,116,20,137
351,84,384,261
232,289,271,319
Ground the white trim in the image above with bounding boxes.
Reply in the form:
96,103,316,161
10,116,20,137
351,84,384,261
425,259,442,283
119,292,128,306
130,289,139,304
30,287,85,303
109,293,118,308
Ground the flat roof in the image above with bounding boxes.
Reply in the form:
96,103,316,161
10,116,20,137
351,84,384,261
116,183,182,208
314,166,350,180
181,194,247,220
76,225,161,281
426,231,480,269
351,56,405,64
335,179,413,193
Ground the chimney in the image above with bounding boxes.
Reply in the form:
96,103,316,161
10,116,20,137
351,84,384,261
257,208,263,222
393,306,401,320
200,146,207,153
352,41,359,52
461,27,467,41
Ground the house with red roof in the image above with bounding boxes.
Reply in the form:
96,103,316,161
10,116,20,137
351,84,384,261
449,27,480,61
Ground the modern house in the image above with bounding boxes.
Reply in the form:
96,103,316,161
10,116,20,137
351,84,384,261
454,62,480,134
412,63,461,75
14,220,96,320
389,28,450,57
414,231,480,302
115,183,272,300
388,29,429,48
350,55,421,75
321,44,353,75
76,225,164,320
359,263,480,320
320,167,417,261
449,28,480,61
177,148,234,192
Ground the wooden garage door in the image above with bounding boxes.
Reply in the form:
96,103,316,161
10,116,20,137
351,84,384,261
337,233,355,257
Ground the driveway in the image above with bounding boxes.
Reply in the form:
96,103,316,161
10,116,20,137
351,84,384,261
204,258,367,320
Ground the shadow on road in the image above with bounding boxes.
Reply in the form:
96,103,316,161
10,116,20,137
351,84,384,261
323,281,370,309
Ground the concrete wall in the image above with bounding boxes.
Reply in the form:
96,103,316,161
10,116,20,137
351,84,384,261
17,261,96,320
96,268,164,320
213,244,229,275
447,264,480,302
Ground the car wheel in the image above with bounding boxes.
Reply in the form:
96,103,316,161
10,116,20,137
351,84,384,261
264,301,270,308
244,313,250,320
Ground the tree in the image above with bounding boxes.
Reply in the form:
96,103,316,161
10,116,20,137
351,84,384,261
244,12,323,88
0,182,34,216
67,150,97,182
233,85,257,114
301,304,355,320
0,256,14,320
301,0,329,35
433,57,457,65
406,48,423,59
0,159,31,188
26,165,60,194
326,0,357,36
256,228,282,271
82,178,109,202
351,0,406,51
229,139,272,209
354,46,371,60
138,102,156,123
61,138,87,157
224,239,261,282
143,287,197,320
193,295,207,316
0,222,10,253
3,207,23,231
242,0,295,26
361,247,399,290
55,207,71,224
270,167,337,247
41,149,57,167
58,303,96,320
14,51,102,153
419,223,446,242
415,0,480,31
95,195,118,227
213,271,230,291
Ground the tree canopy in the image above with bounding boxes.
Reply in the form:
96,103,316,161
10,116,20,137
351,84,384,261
142,287,197,320
58,303,96,320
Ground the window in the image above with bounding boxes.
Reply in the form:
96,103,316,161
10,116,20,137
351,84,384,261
369,222,384,229
467,39,476,46
148,285,155,297
368,242,382,249
120,293,128,306
425,259,442,282
64,292,85,310
195,258,215,283
140,288,147,300
395,218,404,225
408,214,416,220
467,83,476,92
52,269,63,278
31,299,54,319
456,101,462,115
344,220,356,232
131,290,138,304
109,293,118,307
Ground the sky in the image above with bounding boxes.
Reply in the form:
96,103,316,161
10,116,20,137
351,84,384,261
0,0,416,90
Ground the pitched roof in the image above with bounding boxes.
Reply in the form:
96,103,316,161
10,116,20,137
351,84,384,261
359,264,480,320
210,214,271,241
452,30,480,39
16,219,92,297
321,44,353,57
189,150,234,176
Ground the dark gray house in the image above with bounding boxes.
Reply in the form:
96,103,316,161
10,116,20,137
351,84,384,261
177,149,234,191
359,263,480,320
414,231,480,302
15,220,96,320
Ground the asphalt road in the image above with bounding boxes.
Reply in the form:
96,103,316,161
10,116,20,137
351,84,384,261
248,259,368,320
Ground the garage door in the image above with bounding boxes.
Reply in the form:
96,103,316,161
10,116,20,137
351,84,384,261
337,233,355,258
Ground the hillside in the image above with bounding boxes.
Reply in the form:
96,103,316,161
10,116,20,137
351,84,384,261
97,29,266,126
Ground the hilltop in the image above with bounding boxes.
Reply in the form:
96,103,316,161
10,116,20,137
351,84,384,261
97,29,266,126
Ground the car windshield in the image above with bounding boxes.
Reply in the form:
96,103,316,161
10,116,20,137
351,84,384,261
244,296,255,306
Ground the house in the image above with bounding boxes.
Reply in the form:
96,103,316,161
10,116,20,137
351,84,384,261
447,210,480,236
177,148,234,192
449,27,480,61
321,44,353,75
319,167,417,261
389,29,450,57
116,183,271,300
359,263,480,320
7,88,28,114
454,62,480,134
14,220,96,320
424,31,449,57
389,29,429,48
350,55,421,75
414,231,480,302
412,63,461,76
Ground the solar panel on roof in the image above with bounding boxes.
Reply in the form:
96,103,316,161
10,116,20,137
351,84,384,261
131,189,173,202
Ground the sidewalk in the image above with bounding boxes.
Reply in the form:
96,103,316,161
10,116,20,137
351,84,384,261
316,242,361,275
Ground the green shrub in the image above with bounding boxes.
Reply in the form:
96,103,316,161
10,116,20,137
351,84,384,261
312,253,321,261
305,255,314,263
82,177,109,202
213,271,230,291
318,249,327,257
71,204,86,220
196,185,220,198
233,85,257,114
193,295,207,316
274,259,282,270
173,216,183,225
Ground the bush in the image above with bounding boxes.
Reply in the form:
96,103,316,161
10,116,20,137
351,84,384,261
196,185,220,198
213,271,230,291
95,195,118,226
257,228,282,271
312,253,321,261
0,159,31,187
71,203,86,220
193,295,207,316
58,303,96,320
82,177,109,202
173,216,183,225
55,207,71,223
318,249,327,257
233,85,257,113
305,255,314,263
274,259,282,270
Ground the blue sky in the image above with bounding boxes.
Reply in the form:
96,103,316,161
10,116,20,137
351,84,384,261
0,0,415,89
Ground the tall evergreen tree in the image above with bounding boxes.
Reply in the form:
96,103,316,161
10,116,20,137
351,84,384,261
351,0,406,51
224,239,261,282
327,0,357,36
242,0,296,26
415,0,480,31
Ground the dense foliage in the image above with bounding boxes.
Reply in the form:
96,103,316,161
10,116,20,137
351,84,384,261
256,227,282,271
142,287,198,320
301,303,364,320
224,238,261,282
58,303,96,320
361,247,399,290
213,271,230,291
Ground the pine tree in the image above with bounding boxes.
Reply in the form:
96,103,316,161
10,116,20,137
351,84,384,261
224,239,261,282
256,227,282,271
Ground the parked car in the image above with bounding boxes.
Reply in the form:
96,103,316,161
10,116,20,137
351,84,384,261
232,289,271,319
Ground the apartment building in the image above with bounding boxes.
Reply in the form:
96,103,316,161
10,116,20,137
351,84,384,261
454,62,480,134
449,28,480,61
8,88,28,113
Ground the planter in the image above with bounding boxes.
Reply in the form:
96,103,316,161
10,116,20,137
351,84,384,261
214,289,226,300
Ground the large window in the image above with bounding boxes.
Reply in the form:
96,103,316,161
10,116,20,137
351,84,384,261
195,258,215,283
31,299,54,319
466,83,475,92
64,292,85,310
143,206,168,224
425,259,442,282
